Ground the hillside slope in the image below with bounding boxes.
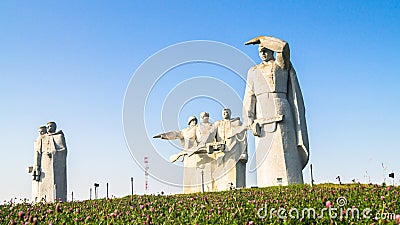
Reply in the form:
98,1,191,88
1,184,399,224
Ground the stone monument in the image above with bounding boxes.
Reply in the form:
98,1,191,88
195,112,216,192
242,36,309,186
28,122,68,202
211,108,248,191
154,109,248,193
153,116,202,193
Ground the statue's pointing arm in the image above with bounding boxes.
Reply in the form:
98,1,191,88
153,130,183,140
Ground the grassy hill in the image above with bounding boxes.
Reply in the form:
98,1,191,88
1,184,399,224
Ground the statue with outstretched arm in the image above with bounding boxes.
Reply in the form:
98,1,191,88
153,116,205,193
153,116,198,163
159,140,226,163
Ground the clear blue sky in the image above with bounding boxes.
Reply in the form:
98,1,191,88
1,1,399,202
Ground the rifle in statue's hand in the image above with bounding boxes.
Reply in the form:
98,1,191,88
188,141,226,157
169,141,227,163
229,115,284,138
169,151,188,163
33,167,41,181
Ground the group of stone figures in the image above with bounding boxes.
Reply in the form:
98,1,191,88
154,36,310,193
154,109,248,193
27,122,67,202
27,35,310,199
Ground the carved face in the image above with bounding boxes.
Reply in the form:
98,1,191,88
38,127,47,135
222,109,231,120
258,46,274,62
200,112,209,123
189,119,197,127
201,116,209,123
46,123,56,133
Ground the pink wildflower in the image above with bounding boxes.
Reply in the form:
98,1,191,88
395,214,400,224
18,211,24,218
326,201,332,208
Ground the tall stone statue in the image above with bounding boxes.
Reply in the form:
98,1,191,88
195,112,217,192
243,36,309,186
212,108,247,190
153,116,201,193
29,122,68,202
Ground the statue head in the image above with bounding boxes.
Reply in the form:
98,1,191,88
258,45,274,63
38,126,47,135
245,36,275,63
199,112,209,123
222,108,231,120
46,122,57,133
187,116,198,127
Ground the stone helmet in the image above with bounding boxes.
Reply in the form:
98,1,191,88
187,116,198,125
200,112,209,119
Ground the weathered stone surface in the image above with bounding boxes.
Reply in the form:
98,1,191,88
154,109,248,193
243,36,309,186
153,116,201,193
29,122,67,202
210,109,247,191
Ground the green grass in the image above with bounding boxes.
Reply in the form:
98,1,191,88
1,183,399,224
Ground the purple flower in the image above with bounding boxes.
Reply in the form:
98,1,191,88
140,205,144,210
395,214,400,224
18,211,24,218
325,201,332,208
381,196,385,200
55,203,61,213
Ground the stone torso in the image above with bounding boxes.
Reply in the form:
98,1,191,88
196,122,214,144
181,126,197,149
252,61,289,95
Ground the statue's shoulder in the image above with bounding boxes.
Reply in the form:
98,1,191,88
48,130,65,138
249,65,258,72
215,120,223,126
230,117,242,126
54,130,64,136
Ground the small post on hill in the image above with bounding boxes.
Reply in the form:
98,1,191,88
131,177,134,196
389,172,395,186
106,183,109,199
310,163,314,187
